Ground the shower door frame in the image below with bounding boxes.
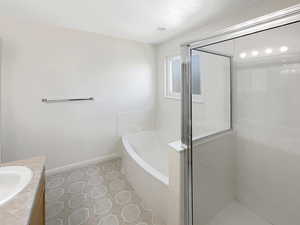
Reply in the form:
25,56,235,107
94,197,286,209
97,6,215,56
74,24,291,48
180,4,300,225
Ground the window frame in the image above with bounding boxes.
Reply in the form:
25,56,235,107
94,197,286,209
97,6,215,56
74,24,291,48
164,55,203,103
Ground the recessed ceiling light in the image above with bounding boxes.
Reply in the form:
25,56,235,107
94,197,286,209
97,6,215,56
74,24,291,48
251,50,259,56
157,27,167,31
280,46,288,52
265,48,273,54
239,52,247,59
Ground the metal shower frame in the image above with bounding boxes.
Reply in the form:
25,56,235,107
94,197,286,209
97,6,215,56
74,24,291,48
180,4,300,225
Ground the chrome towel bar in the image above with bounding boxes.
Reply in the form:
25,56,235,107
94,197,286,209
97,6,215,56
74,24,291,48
42,97,94,103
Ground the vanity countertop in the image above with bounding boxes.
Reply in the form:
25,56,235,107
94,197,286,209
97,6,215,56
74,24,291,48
0,156,46,225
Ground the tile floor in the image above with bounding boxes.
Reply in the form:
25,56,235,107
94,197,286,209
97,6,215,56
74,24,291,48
209,201,272,225
46,158,155,225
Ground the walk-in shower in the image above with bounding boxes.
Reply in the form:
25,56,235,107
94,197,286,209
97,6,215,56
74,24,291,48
182,5,300,225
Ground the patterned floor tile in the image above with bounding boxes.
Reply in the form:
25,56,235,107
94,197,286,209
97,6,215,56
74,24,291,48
46,159,156,225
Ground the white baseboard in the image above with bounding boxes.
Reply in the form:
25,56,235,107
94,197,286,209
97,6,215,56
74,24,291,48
46,153,121,176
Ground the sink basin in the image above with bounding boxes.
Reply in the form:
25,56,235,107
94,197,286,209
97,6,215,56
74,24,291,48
0,166,33,206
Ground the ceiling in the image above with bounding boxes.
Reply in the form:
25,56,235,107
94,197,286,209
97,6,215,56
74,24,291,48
0,0,299,44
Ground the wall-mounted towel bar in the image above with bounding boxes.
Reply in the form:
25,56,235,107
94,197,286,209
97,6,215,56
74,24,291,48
42,97,94,103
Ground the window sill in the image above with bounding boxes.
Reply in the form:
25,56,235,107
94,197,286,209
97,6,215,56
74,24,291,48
164,95,204,104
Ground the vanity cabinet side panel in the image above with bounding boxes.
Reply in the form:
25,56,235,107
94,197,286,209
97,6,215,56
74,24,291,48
30,173,45,225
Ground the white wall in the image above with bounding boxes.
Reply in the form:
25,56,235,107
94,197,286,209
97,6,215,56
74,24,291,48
0,19,156,169
234,22,300,225
0,38,2,163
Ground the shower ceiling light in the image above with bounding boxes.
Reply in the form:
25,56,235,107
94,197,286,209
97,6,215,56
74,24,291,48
239,52,247,58
280,46,288,52
265,48,273,54
251,50,259,56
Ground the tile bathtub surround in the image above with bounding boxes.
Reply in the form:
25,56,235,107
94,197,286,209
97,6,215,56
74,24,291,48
0,156,46,225
46,159,157,225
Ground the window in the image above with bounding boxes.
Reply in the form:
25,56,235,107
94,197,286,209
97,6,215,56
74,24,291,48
165,54,202,102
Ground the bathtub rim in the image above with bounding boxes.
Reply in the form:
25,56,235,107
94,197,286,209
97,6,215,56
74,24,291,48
122,135,169,186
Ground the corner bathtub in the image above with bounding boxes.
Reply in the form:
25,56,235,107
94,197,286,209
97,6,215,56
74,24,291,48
122,131,169,224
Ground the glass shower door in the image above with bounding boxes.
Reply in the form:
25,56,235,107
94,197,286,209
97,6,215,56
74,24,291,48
191,45,233,225
181,42,233,225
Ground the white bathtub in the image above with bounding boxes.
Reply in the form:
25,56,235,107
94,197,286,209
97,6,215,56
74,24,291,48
122,131,169,224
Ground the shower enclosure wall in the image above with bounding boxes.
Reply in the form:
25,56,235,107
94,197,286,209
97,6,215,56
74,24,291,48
181,5,300,225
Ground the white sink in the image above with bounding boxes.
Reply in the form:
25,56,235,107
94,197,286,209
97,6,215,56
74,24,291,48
0,166,33,206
